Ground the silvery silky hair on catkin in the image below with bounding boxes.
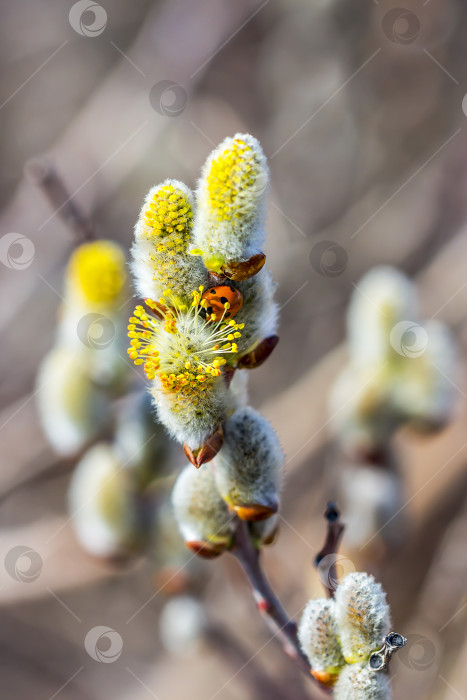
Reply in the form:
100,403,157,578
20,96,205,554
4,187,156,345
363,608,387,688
334,663,391,700
347,266,417,368
298,598,344,674
212,406,283,521
335,572,391,664
192,133,269,274
131,179,208,304
68,443,140,559
172,463,235,557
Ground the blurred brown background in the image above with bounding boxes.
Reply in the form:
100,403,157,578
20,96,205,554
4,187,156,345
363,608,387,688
1,0,467,698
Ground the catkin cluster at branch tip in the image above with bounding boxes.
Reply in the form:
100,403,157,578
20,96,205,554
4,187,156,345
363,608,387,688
298,572,405,698
329,266,458,459
128,134,279,461
37,240,130,455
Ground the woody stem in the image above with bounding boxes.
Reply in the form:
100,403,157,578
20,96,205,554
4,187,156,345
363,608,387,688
231,519,326,694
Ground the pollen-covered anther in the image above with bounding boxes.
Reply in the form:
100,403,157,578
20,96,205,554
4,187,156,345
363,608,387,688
127,289,243,387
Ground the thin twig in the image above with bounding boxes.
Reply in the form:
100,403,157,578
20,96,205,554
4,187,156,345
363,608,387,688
231,519,322,691
24,157,94,242
314,501,345,599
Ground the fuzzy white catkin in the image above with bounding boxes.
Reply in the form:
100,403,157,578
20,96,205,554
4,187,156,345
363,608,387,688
392,320,458,431
235,269,278,355
193,133,269,271
152,377,231,450
347,266,417,368
172,463,235,553
335,573,391,664
334,663,391,700
68,443,140,558
131,179,208,304
298,598,344,673
37,347,112,456
212,407,283,519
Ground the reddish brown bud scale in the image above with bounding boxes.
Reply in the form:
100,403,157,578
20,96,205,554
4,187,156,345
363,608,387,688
221,252,266,281
184,426,224,467
232,501,278,522
237,335,279,369
185,540,224,559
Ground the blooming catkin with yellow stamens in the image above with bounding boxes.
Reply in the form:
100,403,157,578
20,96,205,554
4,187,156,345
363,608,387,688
37,240,130,455
127,288,245,449
192,133,269,273
132,179,209,305
66,240,127,308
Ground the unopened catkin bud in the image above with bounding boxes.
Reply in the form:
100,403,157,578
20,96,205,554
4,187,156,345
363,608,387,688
347,266,417,368
298,599,344,679
132,180,208,305
212,407,283,521
335,573,390,664
172,463,235,557
68,443,143,559
37,347,112,456
334,662,391,700
192,133,269,275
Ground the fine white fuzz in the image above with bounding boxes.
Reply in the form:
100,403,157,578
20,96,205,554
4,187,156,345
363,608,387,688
335,573,391,664
212,407,283,520
298,598,345,673
192,133,269,274
172,463,235,556
68,443,140,558
153,377,231,450
235,269,278,355
347,266,417,368
131,179,208,304
37,240,131,455
329,266,459,456
334,663,391,700
37,347,112,456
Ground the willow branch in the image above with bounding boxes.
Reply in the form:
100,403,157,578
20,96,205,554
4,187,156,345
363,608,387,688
25,157,94,242
314,501,345,599
231,519,324,694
